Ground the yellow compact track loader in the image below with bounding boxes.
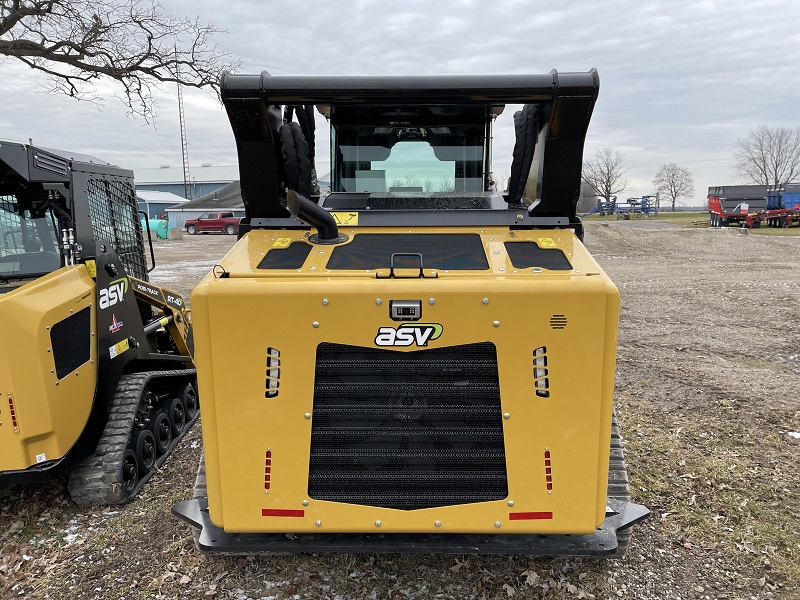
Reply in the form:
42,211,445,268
0,141,197,505
173,71,649,556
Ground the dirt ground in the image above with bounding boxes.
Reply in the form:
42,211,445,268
2,223,799,600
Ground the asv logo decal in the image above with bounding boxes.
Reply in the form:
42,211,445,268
374,323,443,347
99,277,128,309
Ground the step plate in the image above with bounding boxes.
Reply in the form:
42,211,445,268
172,498,649,556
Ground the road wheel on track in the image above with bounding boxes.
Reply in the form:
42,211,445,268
133,429,157,474
225,223,236,235
186,224,197,234
149,411,173,455
168,397,186,436
180,383,199,420
121,449,139,496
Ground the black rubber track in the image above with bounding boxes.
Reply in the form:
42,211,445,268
608,410,633,557
68,369,197,506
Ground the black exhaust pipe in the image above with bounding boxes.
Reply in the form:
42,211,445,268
287,190,347,244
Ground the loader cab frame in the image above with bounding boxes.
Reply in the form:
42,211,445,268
221,71,599,238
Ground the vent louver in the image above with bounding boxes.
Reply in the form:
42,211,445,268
265,347,281,398
33,152,69,177
533,346,549,398
550,315,568,329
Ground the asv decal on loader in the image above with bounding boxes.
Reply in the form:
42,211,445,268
374,323,443,347
99,277,128,309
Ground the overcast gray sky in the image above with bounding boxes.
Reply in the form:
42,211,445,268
2,0,799,205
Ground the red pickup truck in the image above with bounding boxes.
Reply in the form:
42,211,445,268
185,212,241,235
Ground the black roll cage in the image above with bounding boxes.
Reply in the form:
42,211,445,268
221,70,599,228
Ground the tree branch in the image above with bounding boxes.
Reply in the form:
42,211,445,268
0,0,241,120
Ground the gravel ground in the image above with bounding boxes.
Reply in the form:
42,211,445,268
1,223,799,600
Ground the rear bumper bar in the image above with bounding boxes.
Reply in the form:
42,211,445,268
172,498,649,556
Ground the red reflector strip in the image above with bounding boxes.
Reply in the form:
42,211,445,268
509,511,553,520
8,396,18,432
262,509,304,518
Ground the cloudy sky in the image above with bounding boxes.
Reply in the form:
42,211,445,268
1,0,799,206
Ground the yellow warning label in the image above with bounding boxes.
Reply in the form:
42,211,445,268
331,212,359,226
109,338,129,359
537,238,557,248
85,260,97,278
273,238,292,248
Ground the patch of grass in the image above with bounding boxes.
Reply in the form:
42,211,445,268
747,227,800,236
619,396,800,593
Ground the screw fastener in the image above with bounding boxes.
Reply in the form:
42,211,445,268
304,413,311,420
508,500,514,507
503,413,510,420
315,520,322,527
375,520,381,527
312,321,319,328
435,521,441,527
493,321,500,328
495,522,501,528
302,500,309,506
322,298,329,305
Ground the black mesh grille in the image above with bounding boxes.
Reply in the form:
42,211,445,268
308,342,508,510
257,242,312,269
87,178,147,280
504,242,572,270
327,234,489,271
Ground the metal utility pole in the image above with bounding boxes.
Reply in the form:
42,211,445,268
176,47,191,199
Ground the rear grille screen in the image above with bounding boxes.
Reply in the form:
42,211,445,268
308,342,508,510
326,234,489,271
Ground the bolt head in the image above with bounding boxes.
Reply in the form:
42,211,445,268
435,520,441,527
375,298,382,305
429,298,435,305
375,520,381,527
322,298,329,305
315,520,322,527
482,298,489,304
494,521,501,528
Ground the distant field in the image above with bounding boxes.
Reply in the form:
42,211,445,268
583,211,800,235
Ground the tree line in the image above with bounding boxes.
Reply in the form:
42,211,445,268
581,125,800,212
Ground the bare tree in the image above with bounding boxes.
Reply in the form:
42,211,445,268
582,147,628,202
0,0,239,120
733,125,800,185
576,181,597,214
493,171,509,193
652,163,694,211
